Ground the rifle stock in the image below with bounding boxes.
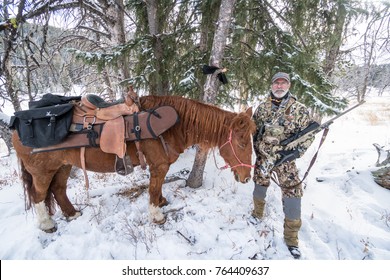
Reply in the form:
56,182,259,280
260,100,366,174
280,121,320,147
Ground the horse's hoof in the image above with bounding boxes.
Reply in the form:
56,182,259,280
66,211,82,221
42,226,57,233
149,204,166,224
153,217,166,225
38,218,57,233
158,199,169,207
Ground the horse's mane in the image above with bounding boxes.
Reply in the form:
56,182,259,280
140,95,253,148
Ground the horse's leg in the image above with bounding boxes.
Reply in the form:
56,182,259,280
31,174,58,233
142,140,172,224
14,134,62,232
50,165,81,221
148,162,170,224
35,200,57,233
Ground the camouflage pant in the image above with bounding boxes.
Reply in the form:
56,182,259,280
253,159,303,198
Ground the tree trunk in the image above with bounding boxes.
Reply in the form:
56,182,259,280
145,0,169,95
203,0,236,103
197,0,221,101
5,60,21,112
322,2,347,77
187,0,236,188
106,0,129,98
1,2,23,112
186,146,209,188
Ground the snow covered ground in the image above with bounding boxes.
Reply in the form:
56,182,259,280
1,94,389,278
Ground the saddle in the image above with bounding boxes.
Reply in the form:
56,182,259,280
71,87,141,180
72,88,140,159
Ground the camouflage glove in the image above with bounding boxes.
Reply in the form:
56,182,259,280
274,149,300,167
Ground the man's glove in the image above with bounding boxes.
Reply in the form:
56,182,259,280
274,149,300,167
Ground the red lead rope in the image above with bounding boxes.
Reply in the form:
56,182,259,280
214,130,255,170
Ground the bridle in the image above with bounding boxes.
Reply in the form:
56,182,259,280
214,129,255,170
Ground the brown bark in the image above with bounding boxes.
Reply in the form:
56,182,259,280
187,0,236,188
322,2,347,77
145,0,169,95
105,0,129,98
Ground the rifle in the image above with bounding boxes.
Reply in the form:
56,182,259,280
259,100,366,175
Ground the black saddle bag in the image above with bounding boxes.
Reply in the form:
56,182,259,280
10,103,74,148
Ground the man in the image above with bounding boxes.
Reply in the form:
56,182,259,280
251,72,318,259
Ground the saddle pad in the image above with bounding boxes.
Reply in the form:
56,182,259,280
124,106,179,141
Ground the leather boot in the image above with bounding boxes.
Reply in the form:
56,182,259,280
284,218,302,259
252,197,265,219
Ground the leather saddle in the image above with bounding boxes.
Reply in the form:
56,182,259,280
72,90,140,159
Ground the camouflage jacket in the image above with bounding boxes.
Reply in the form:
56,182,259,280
252,92,315,161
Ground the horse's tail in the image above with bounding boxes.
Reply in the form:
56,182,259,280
19,159,56,215
19,159,34,211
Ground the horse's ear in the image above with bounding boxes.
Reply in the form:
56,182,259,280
245,107,253,117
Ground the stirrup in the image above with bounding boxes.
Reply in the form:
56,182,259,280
115,154,134,176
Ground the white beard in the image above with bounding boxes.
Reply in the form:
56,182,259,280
272,89,288,98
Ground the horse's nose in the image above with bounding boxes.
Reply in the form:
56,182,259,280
244,177,250,183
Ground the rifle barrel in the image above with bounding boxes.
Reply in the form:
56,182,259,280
280,101,365,147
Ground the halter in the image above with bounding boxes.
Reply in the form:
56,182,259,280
214,129,255,170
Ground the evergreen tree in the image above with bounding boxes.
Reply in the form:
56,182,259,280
226,0,361,114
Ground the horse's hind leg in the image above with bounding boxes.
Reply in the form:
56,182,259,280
33,166,80,232
35,200,57,233
50,165,81,221
31,174,58,233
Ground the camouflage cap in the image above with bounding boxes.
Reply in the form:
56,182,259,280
271,72,290,83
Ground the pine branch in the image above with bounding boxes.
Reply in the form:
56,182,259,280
262,0,308,50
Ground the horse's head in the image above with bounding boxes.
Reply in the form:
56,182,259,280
219,107,256,183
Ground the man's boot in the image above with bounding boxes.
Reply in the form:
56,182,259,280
284,218,302,259
282,197,302,259
252,197,265,219
252,184,267,220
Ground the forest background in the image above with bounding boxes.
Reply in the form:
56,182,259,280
0,0,389,188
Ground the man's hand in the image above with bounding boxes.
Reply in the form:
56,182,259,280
274,149,300,166
257,145,298,175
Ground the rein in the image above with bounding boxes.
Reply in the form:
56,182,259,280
214,130,255,170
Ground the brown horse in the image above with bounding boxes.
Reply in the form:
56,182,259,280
12,95,256,232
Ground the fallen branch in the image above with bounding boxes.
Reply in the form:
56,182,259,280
176,230,195,246
372,167,390,190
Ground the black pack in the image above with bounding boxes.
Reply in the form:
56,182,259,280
10,103,74,148
28,93,81,109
